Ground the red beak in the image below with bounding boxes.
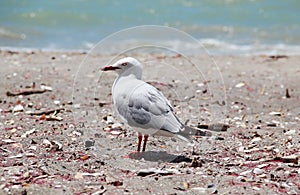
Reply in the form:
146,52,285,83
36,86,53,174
101,66,120,71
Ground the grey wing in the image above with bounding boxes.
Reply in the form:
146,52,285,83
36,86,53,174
125,83,184,133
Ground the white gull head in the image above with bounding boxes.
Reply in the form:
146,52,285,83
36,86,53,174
102,57,143,79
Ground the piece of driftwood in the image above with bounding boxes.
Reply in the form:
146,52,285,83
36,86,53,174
197,123,229,132
26,108,64,115
6,89,50,96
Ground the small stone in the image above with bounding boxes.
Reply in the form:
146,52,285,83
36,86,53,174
253,168,264,175
235,82,246,88
54,100,60,105
85,140,95,148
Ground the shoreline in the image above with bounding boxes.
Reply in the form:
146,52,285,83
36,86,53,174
0,50,299,194
2,40,300,56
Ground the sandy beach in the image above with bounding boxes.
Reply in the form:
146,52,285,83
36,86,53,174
0,50,299,194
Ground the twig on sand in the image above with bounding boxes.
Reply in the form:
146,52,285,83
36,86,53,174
26,108,65,116
197,123,229,132
6,89,50,96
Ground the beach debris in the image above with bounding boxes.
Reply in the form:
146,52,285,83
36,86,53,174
73,104,81,109
207,183,218,194
137,168,179,177
183,182,189,190
6,85,52,96
189,157,203,167
190,187,207,193
266,123,277,127
8,153,23,158
108,180,123,187
284,129,296,135
42,139,62,151
85,140,95,148
281,155,298,164
21,128,36,138
12,104,24,112
197,123,229,132
250,137,262,143
102,114,115,124
1,139,16,144
91,186,107,195
80,155,90,161
53,100,60,105
269,111,282,116
235,82,246,88
269,55,288,60
26,108,64,121
40,84,53,91
99,101,109,107
52,140,63,150
253,168,264,175
26,108,64,115
46,113,63,121
75,172,103,179
38,113,63,121
285,88,291,98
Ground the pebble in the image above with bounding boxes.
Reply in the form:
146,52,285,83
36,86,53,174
253,168,264,175
54,100,60,105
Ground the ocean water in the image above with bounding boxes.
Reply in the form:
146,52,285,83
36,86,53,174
1,0,300,55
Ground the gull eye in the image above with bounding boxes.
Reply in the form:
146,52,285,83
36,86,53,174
121,62,128,66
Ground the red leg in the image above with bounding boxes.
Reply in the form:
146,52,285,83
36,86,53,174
137,133,142,152
142,134,149,152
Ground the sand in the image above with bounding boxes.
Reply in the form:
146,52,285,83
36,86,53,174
0,50,299,194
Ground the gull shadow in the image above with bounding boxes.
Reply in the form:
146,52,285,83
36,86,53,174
128,151,192,163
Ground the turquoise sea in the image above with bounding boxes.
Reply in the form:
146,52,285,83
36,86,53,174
1,0,300,55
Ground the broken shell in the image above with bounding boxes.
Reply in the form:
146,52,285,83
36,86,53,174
239,170,252,176
251,137,262,143
73,104,81,109
21,128,36,138
54,100,60,105
13,104,24,112
40,85,53,91
269,111,282,116
235,82,246,88
253,168,264,175
43,139,52,147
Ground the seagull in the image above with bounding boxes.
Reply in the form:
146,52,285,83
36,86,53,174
102,57,203,152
